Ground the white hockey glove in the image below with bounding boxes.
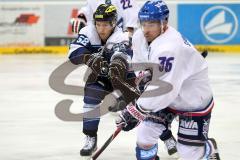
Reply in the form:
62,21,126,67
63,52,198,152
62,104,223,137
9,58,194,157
70,13,87,34
135,69,152,86
115,104,149,131
135,69,152,93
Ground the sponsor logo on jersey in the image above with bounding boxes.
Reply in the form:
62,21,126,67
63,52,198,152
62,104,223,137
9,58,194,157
180,119,198,129
201,5,238,44
179,119,198,136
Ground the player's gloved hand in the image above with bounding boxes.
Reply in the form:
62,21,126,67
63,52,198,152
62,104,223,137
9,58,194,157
108,96,127,112
116,108,140,131
109,56,128,81
115,104,149,131
135,69,152,92
70,13,87,34
85,54,107,75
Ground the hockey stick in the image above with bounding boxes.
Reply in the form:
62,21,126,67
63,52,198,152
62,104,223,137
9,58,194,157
201,50,208,58
91,126,122,160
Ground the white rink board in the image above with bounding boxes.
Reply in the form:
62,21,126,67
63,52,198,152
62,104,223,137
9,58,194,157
0,53,240,160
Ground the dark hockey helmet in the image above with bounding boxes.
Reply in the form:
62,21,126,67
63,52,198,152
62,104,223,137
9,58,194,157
93,4,117,24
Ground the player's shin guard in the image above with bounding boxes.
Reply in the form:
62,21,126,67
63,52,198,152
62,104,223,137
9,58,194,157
81,103,100,156
83,103,100,137
203,138,220,160
136,144,158,160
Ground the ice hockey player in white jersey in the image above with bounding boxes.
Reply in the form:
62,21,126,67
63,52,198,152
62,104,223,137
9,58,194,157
68,4,134,156
71,0,139,36
115,0,221,160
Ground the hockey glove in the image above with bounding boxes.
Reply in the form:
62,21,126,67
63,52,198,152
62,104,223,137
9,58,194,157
135,69,152,93
85,54,108,76
70,13,87,34
109,56,128,81
115,104,149,131
108,95,127,112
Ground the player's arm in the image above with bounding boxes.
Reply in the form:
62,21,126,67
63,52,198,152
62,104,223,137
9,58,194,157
68,33,91,65
68,33,105,75
121,0,139,36
107,42,141,109
109,42,133,80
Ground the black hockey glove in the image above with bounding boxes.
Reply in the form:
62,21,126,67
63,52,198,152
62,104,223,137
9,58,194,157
109,57,128,81
85,54,108,76
108,94,130,112
115,104,149,131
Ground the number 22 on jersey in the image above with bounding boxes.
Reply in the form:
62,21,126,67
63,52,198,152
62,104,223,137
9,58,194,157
121,0,132,9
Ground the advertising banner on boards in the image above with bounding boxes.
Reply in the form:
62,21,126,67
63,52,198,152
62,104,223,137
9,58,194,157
178,4,240,45
0,4,44,46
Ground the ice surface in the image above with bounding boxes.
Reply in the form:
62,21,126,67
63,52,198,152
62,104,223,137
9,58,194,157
0,53,239,160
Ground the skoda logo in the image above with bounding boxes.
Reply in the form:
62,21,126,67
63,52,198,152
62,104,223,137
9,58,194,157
200,6,238,44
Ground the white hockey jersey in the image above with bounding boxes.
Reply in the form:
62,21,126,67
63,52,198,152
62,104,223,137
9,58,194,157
132,26,213,112
80,0,139,30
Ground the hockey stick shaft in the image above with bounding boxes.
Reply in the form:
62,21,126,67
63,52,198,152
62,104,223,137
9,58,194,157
91,127,122,160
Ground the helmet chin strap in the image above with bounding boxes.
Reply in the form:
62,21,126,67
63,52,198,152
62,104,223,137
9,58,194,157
160,23,164,34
